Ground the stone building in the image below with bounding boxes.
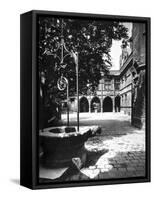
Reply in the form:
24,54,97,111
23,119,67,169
130,23,146,129
119,39,133,116
119,22,146,128
63,22,146,129
64,70,121,114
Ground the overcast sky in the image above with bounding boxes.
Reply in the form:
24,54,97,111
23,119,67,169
110,23,132,70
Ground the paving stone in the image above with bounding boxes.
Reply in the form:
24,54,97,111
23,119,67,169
135,166,145,171
118,168,127,172
124,171,137,177
58,113,146,181
135,171,145,177
110,168,119,172
127,167,136,172
99,172,111,179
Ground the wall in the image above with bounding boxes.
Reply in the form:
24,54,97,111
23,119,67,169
120,68,132,115
132,23,146,66
131,23,146,128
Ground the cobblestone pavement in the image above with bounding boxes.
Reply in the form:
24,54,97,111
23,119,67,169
63,113,146,181
40,113,146,182
81,132,145,180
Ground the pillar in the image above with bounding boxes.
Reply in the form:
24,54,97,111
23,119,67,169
112,97,115,112
89,99,91,113
101,99,103,113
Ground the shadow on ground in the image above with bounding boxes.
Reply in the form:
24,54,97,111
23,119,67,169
96,150,145,180
39,113,145,183
39,149,146,183
10,179,20,185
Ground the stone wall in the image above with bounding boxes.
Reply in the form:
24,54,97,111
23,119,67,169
131,23,146,129
132,23,146,66
120,68,132,116
132,69,145,129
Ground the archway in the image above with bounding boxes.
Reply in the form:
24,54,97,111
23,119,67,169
79,97,89,112
115,95,121,112
103,96,113,112
91,97,101,113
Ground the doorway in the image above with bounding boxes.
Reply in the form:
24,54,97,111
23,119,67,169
103,96,113,112
80,97,89,112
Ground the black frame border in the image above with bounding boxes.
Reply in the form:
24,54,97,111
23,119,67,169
20,10,151,189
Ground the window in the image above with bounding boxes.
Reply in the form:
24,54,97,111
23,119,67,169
104,79,112,90
121,95,123,105
125,93,127,105
114,79,120,90
98,83,102,91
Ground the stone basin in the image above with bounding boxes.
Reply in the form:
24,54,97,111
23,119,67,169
39,126,100,168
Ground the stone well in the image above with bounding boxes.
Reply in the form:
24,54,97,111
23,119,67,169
39,126,100,168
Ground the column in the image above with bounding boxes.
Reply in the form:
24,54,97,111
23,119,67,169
113,78,115,112
89,99,91,113
101,99,103,113
101,79,103,113
112,97,115,112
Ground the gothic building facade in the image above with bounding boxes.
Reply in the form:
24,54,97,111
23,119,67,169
63,22,146,129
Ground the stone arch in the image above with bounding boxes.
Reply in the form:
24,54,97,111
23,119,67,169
91,96,101,113
115,95,121,112
103,96,113,112
79,96,89,112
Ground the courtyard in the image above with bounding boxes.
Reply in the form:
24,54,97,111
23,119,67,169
38,19,147,183
40,112,145,182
